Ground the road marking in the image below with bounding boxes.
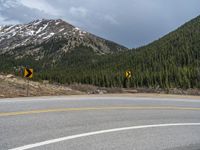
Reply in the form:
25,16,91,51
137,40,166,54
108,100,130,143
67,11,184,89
9,123,200,150
1,106,200,117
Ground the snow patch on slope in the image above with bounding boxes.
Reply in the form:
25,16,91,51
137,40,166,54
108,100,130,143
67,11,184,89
59,28,65,32
42,32,55,39
33,20,42,26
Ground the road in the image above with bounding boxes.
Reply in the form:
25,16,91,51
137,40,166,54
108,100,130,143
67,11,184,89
0,95,200,150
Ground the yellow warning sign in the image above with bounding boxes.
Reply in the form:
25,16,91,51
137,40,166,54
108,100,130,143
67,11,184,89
24,68,33,78
125,70,132,79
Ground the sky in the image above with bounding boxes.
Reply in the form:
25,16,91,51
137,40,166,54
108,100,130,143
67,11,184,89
0,0,200,48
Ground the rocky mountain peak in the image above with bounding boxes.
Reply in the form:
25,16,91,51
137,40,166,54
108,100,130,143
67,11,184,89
0,19,127,60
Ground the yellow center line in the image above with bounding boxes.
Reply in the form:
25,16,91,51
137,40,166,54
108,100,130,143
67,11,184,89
0,106,200,117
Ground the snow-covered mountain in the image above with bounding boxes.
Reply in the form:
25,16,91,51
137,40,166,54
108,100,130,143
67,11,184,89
0,19,127,60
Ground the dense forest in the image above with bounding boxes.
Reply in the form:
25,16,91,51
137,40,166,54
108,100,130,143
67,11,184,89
0,16,200,89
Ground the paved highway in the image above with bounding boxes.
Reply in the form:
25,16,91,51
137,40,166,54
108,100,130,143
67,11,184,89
0,95,200,150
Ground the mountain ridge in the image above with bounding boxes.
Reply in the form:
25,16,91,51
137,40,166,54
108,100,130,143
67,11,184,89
0,19,128,60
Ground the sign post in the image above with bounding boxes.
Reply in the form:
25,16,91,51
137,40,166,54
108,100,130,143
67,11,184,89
24,68,33,96
26,79,29,96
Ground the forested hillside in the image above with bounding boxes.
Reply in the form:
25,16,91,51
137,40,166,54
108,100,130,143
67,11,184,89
0,16,200,89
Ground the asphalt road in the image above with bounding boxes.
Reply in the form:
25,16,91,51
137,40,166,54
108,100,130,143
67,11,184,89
0,95,200,150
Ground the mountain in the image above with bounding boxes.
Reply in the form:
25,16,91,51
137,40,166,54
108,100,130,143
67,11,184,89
129,15,200,89
0,19,127,61
0,16,200,90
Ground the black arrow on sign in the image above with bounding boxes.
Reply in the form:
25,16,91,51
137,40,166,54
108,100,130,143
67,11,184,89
26,69,32,78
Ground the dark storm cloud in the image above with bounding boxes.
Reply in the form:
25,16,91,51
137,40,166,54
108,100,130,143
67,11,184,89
0,0,200,48
0,0,54,24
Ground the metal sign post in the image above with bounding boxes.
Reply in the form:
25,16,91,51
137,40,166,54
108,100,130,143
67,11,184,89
26,78,29,97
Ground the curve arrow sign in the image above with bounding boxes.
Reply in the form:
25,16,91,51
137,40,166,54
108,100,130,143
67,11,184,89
24,68,33,78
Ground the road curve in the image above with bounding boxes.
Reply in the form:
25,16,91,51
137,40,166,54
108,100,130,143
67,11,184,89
0,95,200,150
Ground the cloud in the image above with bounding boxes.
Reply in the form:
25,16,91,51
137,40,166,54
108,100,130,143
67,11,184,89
0,0,200,48
104,15,118,25
0,0,55,25
69,7,88,18
0,0,20,9
19,0,60,16
0,15,20,25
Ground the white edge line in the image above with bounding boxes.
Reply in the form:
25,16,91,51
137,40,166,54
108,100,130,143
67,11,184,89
1,97,157,102
9,123,200,150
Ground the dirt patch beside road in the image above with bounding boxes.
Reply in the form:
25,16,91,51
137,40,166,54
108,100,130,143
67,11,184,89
0,74,199,99
0,74,83,98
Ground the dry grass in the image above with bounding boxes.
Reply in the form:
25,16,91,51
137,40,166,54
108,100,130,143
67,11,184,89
0,74,199,98
0,74,83,98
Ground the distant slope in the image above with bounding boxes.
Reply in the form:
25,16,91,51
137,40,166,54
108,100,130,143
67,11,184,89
129,15,200,88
